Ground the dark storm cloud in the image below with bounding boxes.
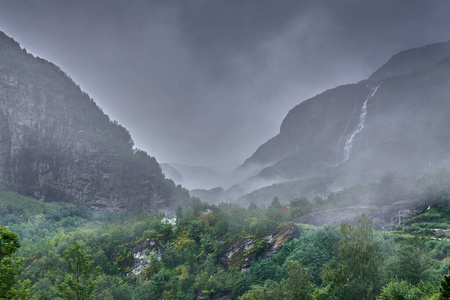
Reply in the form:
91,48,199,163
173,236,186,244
174,0,450,87
1,0,450,175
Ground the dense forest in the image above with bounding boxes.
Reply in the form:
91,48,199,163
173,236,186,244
2,169,450,299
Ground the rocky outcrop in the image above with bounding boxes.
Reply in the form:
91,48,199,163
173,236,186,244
261,223,301,258
0,31,189,212
128,239,160,275
127,223,301,277
218,223,301,271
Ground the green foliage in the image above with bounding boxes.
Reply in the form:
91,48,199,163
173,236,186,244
439,266,450,300
290,197,312,219
267,197,286,222
233,225,341,298
239,281,286,300
388,239,439,285
3,170,450,300
239,262,314,300
282,225,341,285
281,261,315,300
0,226,27,299
52,242,100,300
377,280,423,300
323,214,384,299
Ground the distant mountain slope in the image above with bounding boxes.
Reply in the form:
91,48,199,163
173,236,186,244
160,163,184,183
369,41,450,81
236,40,450,197
161,162,225,190
0,31,189,212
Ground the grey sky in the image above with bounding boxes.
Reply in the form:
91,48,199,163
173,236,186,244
1,0,449,172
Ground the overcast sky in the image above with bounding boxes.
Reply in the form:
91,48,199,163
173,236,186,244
1,0,450,172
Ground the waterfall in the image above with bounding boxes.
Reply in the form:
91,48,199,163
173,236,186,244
339,84,381,164
335,103,358,161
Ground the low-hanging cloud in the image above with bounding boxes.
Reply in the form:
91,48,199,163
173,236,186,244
1,0,450,178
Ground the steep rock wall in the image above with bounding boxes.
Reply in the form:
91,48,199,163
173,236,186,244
0,31,189,212
238,40,450,187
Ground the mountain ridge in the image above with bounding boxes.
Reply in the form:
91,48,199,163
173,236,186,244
234,40,450,201
161,162,226,190
0,31,190,212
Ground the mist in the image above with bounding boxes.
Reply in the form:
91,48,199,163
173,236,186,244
1,1,450,182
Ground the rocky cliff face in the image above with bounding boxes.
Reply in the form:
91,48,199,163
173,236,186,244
0,31,189,212
127,223,301,276
237,41,450,193
218,223,301,271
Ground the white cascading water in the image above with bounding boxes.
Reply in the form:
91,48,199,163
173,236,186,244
335,103,358,160
341,84,381,163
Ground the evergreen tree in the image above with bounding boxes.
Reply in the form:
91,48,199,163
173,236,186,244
267,196,285,223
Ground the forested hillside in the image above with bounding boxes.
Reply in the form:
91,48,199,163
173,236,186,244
3,168,450,299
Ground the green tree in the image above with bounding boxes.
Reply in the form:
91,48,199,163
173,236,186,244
53,242,100,300
289,197,311,219
142,251,163,279
324,214,383,300
389,240,437,285
176,204,183,226
267,197,286,224
239,282,284,300
281,261,314,300
0,226,30,300
439,266,450,300
377,280,423,300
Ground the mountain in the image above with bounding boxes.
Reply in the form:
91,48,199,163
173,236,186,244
161,162,226,190
0,31,189,212
236,41,450,200
160,163,184,183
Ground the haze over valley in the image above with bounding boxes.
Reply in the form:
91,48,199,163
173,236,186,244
3,2,450,299
2,0,450,179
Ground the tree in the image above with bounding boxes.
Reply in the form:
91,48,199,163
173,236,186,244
239,282,284,300
142,251,163,279
324,214,384,300
53,242,100,300
289,198,311,219
176,204,183,226
0,226,30,300
267,197,286,223
377,280,423,300
439,266,450,300
389,240,437,285
281,261,314,300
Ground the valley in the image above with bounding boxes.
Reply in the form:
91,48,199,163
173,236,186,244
1,5,450,298
3,168,450,299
